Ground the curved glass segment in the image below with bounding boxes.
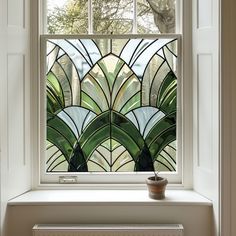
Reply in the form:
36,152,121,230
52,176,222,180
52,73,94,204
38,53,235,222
45,37,178,173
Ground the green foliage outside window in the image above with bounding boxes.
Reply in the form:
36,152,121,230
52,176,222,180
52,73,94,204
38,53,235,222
47,0,176,34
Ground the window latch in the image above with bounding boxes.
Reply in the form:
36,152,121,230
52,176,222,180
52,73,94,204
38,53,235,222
59,176,78,184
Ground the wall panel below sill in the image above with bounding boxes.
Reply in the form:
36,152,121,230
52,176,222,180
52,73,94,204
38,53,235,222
7,190,212,236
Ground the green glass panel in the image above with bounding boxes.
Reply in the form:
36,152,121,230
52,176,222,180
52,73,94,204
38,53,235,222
116,159,135,172
89,64,110,105
142,54,164,106
148,126,176,160
145,112,176,147
51,62,72,107
47,126,73,160
111,112,154,172
156,152,175,171
101,139,111,150
157,71,177,106
111,139,121,150
111,125,141,161
158,78,177,114
97,144,111,164
47,154,67,172
48,115,77,149
87,160,109,172
52,159,68,171
81,91,102,114
112,63,134,105
46,141,69,172
47,91,62,114
82,75,109,111
47,44,59,73
112,147,134,172
47,72,65,109
47,111,55,122
88,149,110,172
46,143,60,164
46,140,53,149
58,55,81,106
113,75,140,111
82,125,110,159
169,40,177,55
98,55,125,91
79,111,110,147
46,37,178,173
154,159,172,172
111,111,144,150
156,142,176,171
150,61,170,107
68,142,87,172
163,143,176,164
163,46,176,72
120,92,141,115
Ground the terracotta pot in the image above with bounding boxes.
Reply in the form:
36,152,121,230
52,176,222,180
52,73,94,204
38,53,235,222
146,176,168,200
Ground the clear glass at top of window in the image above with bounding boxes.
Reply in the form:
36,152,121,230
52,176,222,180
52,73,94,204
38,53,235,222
46,0,176,34
137,0,176,34
93,0,133,34
47,0,89,34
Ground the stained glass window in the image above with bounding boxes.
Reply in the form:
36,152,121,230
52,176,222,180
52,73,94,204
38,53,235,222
45,36,178,173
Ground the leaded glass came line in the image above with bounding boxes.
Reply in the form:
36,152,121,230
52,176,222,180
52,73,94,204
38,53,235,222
46,37,178,172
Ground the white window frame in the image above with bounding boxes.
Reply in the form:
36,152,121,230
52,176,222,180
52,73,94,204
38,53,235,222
32,0,193,188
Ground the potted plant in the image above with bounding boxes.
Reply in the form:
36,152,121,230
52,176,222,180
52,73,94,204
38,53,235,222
146,171,168,200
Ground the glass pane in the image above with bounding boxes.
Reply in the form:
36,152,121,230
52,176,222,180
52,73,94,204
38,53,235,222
45,37,178,173
47,0,88,34
93,0,133,34
47,0,177,34
137,0,176,33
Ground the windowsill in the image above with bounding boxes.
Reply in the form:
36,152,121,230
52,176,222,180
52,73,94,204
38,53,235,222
8,190,212,206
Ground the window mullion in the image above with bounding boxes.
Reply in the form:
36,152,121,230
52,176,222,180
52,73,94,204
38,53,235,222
42,0,47,34
175,0,182,34
88,0,93,34
133,0,137,34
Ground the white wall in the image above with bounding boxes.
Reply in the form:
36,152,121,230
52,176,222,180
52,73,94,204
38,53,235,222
0,0,5,232
221,0,236,236
7,204,212,236
0,0,31,235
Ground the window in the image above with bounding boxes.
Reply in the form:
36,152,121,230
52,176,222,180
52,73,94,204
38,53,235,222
40,0,183,184
46,0,177,34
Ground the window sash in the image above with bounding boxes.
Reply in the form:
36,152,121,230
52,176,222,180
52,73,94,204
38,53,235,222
43,0,178,35
40,34,182,184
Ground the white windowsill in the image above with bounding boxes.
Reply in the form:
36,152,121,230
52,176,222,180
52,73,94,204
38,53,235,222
8,190,212,206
